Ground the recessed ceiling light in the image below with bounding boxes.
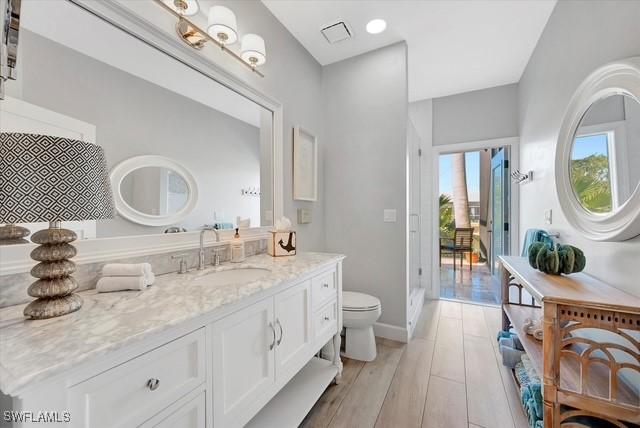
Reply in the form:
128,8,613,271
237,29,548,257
366,19,386,34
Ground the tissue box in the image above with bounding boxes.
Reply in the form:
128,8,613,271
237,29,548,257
268,231,296,257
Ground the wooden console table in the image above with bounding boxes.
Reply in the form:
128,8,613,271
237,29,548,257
499,256,640,428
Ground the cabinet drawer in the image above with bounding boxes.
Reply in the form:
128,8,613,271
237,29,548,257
140,388,206,428
69,329,206,428
312,269,337,309
314,299,338,345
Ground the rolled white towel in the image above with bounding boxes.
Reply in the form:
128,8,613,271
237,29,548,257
96,273,155,293
102,263,153,278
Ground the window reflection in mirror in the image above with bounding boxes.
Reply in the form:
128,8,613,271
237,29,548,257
570,94,640,215
1,1,274,241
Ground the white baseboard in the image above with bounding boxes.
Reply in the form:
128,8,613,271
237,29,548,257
373,322,408,343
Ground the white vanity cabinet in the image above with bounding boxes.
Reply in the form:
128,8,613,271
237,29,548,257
211,297,276,427
213,279,321,427
1,257,343,428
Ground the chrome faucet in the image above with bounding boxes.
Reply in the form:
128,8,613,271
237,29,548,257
199,226,221,270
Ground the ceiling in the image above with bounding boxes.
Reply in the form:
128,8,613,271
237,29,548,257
262,0,556,101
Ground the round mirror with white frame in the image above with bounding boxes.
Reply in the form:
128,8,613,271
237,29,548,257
556,56,640,241
110,155,198,227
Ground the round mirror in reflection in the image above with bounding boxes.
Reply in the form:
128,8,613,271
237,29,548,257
570,93,640,215
120,166,190,216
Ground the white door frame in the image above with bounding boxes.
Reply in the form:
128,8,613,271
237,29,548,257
430,137,520,300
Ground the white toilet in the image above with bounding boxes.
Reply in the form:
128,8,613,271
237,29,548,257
342,291,382,362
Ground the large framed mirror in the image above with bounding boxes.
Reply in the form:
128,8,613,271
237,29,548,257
1,0,280,243
556,56,640,241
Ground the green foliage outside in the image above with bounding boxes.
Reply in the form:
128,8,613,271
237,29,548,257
571,154,612,213
439,194,455,238
440,193,483,258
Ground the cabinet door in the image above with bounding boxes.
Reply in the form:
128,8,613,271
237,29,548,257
212,297,275,427
274,280,313,385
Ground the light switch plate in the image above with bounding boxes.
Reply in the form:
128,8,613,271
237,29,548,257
544,209,552,225
297,208,312,224
383,209,397,223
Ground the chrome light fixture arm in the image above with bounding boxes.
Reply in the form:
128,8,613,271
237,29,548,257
0,0,20,99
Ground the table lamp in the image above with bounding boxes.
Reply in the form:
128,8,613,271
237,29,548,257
0,132,115,319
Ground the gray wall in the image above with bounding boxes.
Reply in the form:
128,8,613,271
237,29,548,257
432,83,519,146
323,43,409,328
16,30,263,237
209,0,326,251
518,0,640,297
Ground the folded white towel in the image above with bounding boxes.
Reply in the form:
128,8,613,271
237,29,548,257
102,263,153,278
96,273,155,293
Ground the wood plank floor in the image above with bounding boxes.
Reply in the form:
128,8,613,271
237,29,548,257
301,300,527,428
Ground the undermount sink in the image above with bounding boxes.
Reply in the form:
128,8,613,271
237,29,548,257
196,268,271,286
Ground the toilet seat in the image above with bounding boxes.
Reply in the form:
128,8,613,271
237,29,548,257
343,291,381,312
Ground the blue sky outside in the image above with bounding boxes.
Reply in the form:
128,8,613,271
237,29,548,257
439,151,480,201
572,133,609,159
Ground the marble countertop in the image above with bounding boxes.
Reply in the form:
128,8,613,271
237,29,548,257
0,252,345,395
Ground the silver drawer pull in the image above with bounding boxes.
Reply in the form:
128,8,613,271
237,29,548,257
322,283,329,288
324,316,330,321
269,322,276,350
146,378,160,391
276,319,283,346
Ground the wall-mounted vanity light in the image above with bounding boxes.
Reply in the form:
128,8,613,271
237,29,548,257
164,0,199,16
163,0,207,50
156,0,266,77
208,6,238,45
241,34,266,68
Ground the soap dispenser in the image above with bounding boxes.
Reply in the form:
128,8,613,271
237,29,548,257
231,228,245,263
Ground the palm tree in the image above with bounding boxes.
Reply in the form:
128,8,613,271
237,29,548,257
451,152,470,228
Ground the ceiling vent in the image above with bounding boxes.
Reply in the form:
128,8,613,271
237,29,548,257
321,21,352,44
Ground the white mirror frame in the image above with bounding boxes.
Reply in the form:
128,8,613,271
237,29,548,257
110,155,198,227
556,56,640,241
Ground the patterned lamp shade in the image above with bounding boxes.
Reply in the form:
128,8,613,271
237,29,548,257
0,133,115,223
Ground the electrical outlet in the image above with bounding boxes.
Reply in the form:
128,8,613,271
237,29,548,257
544,209,552,225
383,209,397,223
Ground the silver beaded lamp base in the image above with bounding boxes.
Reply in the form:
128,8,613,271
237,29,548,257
23,223,83,320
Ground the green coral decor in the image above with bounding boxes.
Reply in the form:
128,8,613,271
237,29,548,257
527,242,586,275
